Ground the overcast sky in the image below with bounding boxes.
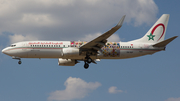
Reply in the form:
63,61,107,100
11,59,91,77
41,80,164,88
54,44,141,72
0,0,180,101
0,0,158,43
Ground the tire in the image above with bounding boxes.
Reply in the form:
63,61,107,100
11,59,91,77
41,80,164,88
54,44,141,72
84,63,89,69
87,58,92,63
18,61,22,64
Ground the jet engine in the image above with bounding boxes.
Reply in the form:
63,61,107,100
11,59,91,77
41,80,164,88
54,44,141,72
58,58,76,66
62,47,79,57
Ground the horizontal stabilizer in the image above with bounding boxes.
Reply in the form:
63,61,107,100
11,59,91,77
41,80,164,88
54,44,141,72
153,36,178,47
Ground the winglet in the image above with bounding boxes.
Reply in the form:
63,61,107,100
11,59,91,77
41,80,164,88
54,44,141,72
116,15,126,27
80,15,126,50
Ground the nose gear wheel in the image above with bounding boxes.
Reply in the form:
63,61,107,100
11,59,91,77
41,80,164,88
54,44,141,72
18,61,22,64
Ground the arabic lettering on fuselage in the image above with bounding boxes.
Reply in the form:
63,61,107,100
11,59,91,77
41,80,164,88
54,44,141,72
28,42,63,45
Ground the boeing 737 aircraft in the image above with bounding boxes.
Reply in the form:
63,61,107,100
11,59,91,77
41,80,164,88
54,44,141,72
2,14,178,69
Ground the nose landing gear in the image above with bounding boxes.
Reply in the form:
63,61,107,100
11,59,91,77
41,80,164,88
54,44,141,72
12,56,22,65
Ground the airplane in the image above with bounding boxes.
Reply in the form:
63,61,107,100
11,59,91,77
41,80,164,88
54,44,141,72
2,14,178,69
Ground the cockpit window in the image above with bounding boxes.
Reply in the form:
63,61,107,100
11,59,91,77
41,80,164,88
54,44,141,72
10,45,16,47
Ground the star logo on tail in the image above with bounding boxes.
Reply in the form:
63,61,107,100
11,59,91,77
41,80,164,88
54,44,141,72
147,33,155,41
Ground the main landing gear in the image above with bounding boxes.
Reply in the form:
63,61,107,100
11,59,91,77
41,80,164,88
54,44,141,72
84,62,89,69
84,55,92,69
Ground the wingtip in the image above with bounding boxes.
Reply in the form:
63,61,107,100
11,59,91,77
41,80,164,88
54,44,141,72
117,15,126,27
172,36,178,39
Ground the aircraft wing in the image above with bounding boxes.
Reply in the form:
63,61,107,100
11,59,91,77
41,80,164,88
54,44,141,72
80,15,125,53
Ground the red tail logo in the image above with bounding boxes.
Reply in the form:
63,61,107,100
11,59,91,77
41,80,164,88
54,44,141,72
151,23,165,41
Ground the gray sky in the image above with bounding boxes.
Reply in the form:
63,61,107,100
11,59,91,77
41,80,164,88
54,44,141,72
0,0,158,43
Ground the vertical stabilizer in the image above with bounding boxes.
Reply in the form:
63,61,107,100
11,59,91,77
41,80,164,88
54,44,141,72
131,14,170,43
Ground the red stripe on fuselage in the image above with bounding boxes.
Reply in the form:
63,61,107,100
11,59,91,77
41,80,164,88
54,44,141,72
4,47,63,52
5,47,161,52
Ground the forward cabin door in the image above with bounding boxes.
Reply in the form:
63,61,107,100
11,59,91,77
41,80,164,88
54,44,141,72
19,43,28,57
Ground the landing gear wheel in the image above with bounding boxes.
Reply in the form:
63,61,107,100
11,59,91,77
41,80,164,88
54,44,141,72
84,63,89,69
87,58,92,64
18,61,22,65
84,53,92,69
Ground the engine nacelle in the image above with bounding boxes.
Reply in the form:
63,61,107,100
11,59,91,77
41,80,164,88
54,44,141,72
58,58,76,66
62,47,79,57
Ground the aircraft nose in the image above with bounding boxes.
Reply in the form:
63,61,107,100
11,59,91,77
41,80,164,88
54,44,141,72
2,48,7,54
2,49,4,53
2,49,5,53
2,48,14,56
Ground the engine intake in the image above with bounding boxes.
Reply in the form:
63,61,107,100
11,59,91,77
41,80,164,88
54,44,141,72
58,58,76,66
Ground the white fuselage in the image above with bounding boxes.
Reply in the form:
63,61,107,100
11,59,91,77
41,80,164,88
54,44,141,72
2,41,163,60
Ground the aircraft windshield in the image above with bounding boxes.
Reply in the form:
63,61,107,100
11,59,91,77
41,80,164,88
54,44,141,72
10,45,16,47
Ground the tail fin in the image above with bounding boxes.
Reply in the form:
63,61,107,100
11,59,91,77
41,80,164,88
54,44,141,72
131,14,170,43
